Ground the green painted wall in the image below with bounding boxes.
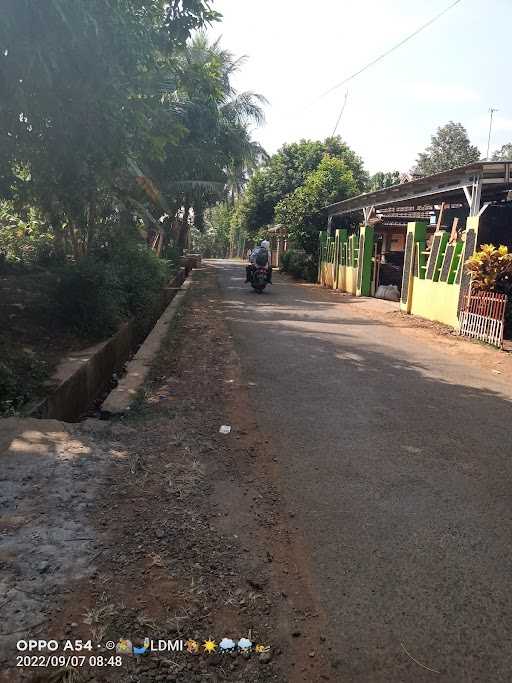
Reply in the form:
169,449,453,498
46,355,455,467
356,225,374,297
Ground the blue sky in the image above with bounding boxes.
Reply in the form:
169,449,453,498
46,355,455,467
209,0,512,174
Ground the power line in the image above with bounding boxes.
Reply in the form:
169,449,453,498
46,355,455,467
320,0,463,101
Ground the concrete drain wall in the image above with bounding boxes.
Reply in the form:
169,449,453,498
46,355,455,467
30,267,190,422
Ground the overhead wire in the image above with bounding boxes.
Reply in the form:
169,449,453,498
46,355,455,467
322,0,462,100
325,0,463,135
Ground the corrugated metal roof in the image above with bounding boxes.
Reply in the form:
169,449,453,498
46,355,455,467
326,161,512,215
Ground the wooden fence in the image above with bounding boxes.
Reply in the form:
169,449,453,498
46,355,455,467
459,286,507,348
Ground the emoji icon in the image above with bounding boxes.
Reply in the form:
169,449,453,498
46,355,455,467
219,638,236,652
133,643,148,656
255,644,270,653
116,639,133,656
202,638,217,654
237,637,252,652
185,639,199,654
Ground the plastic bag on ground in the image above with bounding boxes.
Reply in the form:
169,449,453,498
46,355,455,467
375,284,400,301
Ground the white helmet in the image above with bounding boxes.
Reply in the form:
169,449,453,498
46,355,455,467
261,240,270,250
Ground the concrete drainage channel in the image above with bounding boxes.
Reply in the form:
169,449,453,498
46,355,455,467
101,276,192,415
29,263,197,422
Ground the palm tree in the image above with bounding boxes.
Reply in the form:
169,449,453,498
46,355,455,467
155,33,267,253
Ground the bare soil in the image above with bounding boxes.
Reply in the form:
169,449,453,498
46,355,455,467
1,267,332,682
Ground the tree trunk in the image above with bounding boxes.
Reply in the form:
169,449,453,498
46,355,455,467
50,213,66,259
69,224,80,261
176,202,190,255
86,201,97,253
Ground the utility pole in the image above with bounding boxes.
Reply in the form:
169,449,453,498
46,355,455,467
331,90,349,137
486,107,498,160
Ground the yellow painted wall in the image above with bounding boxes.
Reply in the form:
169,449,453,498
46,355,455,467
336,265,357,295
337,264,345,291
409,277,461,328
346,266,357,295
320,262,335,288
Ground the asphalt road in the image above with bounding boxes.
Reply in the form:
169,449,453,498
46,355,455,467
211,259,512,682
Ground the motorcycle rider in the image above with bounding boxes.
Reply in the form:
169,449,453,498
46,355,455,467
245,239,272,284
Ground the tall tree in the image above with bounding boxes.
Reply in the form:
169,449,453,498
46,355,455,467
0,1,220,257
369,171,401,191
237,137,368,234
492,143,512,161
193,201,233,257
152,33,267,253
414,121,480,176
275,155,357,253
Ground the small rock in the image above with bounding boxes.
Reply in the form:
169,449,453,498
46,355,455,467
309,650,315,658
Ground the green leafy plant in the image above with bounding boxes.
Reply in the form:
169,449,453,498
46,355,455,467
0,351,48,415
280,250,318,282
465,243,512,291
53,243,169,338
0,202,54,265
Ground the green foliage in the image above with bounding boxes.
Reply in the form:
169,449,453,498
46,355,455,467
237,137,368,234
414,122,480,176
465,243,512,291
54,243,169,338
0,201,54,264
193,202,233,257
164,1,221,47
369,171,401,191
280,249,317,282
0,350,48,415
144,33,267,253
0,4,266,261
275,155,357,253
492,143,512,161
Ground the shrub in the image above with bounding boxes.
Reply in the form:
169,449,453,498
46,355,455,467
54,243,169,339
280,249,318,282
54,256,126,338
108,243,169,321
465,244,512,291
0,202,55,265
465,243,512,337
0,350,48,415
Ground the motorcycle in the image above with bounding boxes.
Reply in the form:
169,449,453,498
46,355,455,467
250,265,268,293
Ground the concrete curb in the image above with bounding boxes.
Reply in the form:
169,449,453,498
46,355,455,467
100,276,193,415
28,268,188,422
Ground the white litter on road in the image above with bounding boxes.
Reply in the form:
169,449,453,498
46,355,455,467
219,425,232,434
